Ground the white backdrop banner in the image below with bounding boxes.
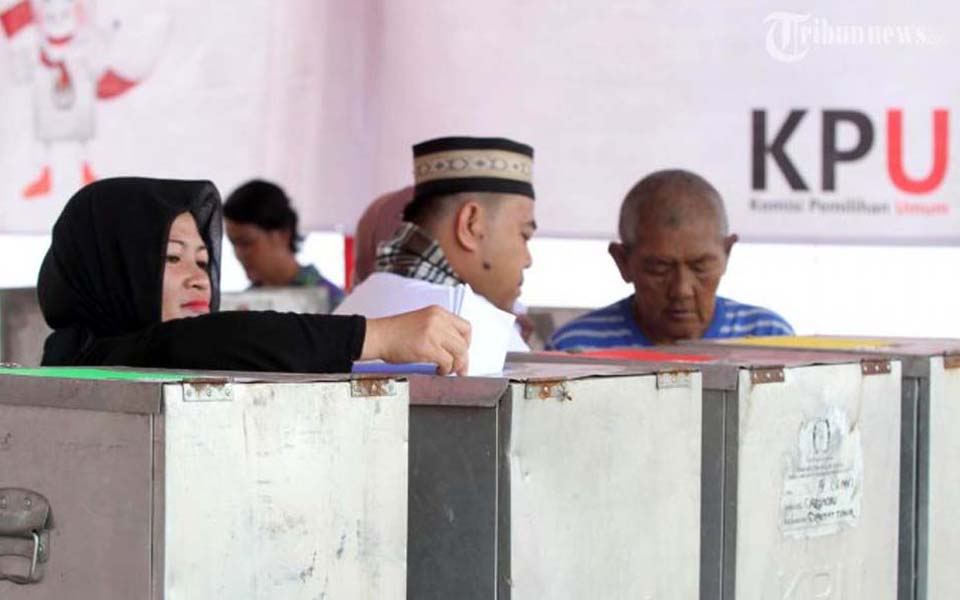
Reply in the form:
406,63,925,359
1,0,958,243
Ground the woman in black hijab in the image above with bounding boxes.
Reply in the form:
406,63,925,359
38,177,470,374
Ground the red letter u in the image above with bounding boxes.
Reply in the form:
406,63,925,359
887,109,949,194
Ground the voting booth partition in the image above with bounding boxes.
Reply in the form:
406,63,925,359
522,306,589,351
690,336,960,600
512,347,904,600
0,368,409,599
0,288,50,368
219,287,334,315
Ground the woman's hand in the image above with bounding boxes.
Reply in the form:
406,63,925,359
361,306,472,375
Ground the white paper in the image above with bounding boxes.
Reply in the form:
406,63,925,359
456,286,517,375
779,406,863,539
336,272,517,375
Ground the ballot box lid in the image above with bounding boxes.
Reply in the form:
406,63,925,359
689,335,960,377
508,345,897,391
405,358,699,407
0,366,401,414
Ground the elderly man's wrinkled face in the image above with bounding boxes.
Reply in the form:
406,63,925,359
610,216,735,344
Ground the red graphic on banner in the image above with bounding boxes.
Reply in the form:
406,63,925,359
1,0,167,199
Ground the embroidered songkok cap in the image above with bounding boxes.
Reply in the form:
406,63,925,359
412,136,534,201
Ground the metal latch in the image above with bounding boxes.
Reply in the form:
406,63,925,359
750,366,785,385
524,380,571,401
350,378,398,397
861,359,892,376
0,488,51,584
944,354,960,370
182,379,233,402
656,371,693,389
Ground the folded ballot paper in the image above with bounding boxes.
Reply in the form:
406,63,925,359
336,272,518,375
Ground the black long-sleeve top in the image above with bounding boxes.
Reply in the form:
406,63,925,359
42,311,367,373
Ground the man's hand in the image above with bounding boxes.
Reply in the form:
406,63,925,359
361,306,471,376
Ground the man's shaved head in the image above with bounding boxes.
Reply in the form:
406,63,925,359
608,168,738,344
618,169,728,245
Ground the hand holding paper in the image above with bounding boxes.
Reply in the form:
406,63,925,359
339,272,519,375
362,306,471,376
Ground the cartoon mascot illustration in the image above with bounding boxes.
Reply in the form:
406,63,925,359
1,0,167,198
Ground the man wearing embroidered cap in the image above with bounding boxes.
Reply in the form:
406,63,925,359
337,136,536,353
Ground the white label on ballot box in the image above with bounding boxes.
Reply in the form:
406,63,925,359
779,406,863,539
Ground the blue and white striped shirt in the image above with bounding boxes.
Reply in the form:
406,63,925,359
548,296,793,351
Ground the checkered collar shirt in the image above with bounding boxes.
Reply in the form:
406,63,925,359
375,222,463,286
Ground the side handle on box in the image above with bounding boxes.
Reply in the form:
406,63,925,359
0,488,51,584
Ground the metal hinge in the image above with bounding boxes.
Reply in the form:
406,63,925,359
861,359,892,376
750,366,785,385
944,354,960,370
656,371,693,389
182,379,233,402
350,378,398,398
0,488,51,584
524,380,571,401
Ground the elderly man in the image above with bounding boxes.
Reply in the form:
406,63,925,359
550,169,792,351
337,136,536,352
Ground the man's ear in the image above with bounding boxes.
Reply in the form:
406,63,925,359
269,228,292,253
454,199,486,252
723,233,739,258
608,241,633,283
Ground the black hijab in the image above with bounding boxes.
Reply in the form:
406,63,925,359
38,177,223,362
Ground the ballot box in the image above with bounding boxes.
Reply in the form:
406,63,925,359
0,288,51,367
511,346,904,600
691,336,960,600
405,360,705,600
0,367,408,599
220,286,334,314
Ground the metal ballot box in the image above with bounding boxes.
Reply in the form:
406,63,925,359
0,368,408,599
220,287,333,314
694,336,960,600
405,360,705,600
0,288,51,367
512,346,904,600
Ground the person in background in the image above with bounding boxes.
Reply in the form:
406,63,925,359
223,179,344,306
549,169,793,351
38,177,471,375
337,136,537,351
353,186,413,286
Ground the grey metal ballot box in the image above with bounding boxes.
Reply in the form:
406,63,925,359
0,288,51,367
691,336,960,600
511,347,904,600
405,360,705,600
0,367,409,599
220,286,334,314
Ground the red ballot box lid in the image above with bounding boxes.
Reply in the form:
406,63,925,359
578,348,714,363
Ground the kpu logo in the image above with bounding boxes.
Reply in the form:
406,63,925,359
752,109,949,194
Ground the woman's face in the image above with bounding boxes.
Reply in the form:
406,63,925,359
161,212,212,322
